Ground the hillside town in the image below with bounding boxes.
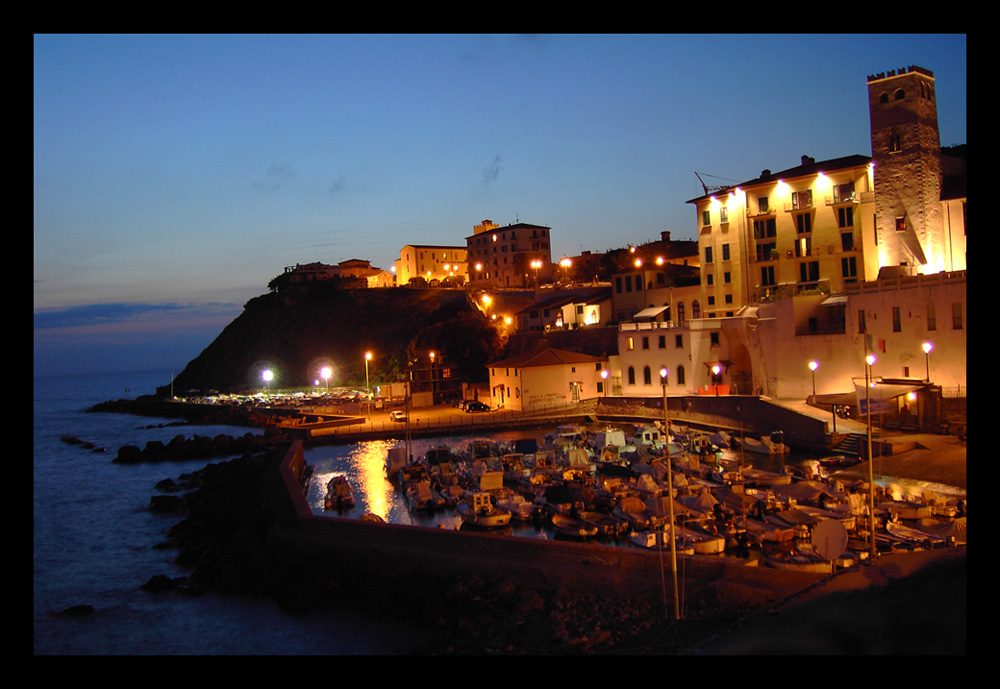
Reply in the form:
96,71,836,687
266,65,965,437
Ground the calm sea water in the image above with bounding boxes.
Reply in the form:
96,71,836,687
33,369,427,655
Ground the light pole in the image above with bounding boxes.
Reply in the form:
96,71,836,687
262,369,273,395
320,366,332,392
712,364,721,397
601,368,609,397
530,259,542,287
865,353,877,560
809,361,818,397
659,367,680,620
922,342,933,382
364,352,373,417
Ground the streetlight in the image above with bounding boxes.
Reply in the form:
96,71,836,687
320,366,332,392
262,369,273,395
809,361,819,397
601,368,609,397
364,352,373,417
530,259,542,286
865,353,877,561
712,364,721,397
922,342,933,382
659,367,680,620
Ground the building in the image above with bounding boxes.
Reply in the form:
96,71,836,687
394,245,468,287
466,219,554,289
612,64,966,410
487,347,608,411
514,286,612,332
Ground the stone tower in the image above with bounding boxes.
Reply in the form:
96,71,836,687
867,65,945,274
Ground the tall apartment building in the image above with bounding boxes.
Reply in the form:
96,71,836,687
465,219,553,289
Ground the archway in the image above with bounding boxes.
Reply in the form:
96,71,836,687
730,343,754,395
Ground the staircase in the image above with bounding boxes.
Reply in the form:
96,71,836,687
833,433,866,457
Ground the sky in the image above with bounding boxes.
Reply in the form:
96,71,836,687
33,34,967,378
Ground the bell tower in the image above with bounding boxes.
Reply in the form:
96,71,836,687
867,65,945,274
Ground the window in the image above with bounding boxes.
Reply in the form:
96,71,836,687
796,213,812,234
837,206,854,228
705,246,713,264
758,196,769,213
710,332,720,346
795,235,812,257
706,273,714,286
841,231,855,251
677,366,685,385
642,336,649,350
892,307,901,332
756,241,776,262
952,302,963,330
754,217,777,239
895,217,907,232
858,309,867,334
725,294,733,304
658,335,666,349
723,271,731,284
799,261,819,283
627,367,636,385
722,244,730,261
626,337,634,351
702,210,711,226
643,366,652,385
842,256,857,279
719,206,728,223
792,190,812,210
761,265,775,286
927,303,936,331
675,334,683,348
692,301,701,319
833,182,855,203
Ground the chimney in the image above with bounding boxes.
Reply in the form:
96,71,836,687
661,231,671,242
801,155,815,166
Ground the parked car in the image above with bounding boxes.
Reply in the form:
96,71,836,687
389,410,408,422
464,401,490,413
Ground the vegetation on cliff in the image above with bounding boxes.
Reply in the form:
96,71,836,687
158,286,506,396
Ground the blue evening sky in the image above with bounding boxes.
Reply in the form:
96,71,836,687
33,34,966,377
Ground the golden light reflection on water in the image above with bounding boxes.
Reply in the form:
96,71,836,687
353,440,398,522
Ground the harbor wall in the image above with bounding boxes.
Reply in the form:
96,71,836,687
262,441,828,612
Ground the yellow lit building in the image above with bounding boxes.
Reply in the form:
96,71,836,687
466,219,554,288
394,245,468,286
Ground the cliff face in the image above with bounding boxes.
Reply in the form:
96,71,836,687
158,287,489,395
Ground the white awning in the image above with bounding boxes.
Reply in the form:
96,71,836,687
821,295,848,306
633,305,669,319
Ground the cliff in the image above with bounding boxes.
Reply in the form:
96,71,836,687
157,286,499,396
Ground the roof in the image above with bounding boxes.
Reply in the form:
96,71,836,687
516,287,612,315
489,347,605,370
686,154,873,204
633,305,669,319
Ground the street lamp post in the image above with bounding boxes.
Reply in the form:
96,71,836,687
712,364,721,397
601,368,609,397
809,361,818,397
922,342,933,382
659,367,680,620
262,369,273,395
320,366,332,392
865,353,877,560
364,352,373,417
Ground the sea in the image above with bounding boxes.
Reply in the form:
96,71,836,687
33,369,430,655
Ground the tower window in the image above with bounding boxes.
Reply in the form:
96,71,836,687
894,88,905,100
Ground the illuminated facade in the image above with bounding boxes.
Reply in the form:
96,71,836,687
465,219,554,288
394,245,468,286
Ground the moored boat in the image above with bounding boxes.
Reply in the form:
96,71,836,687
762,543,833,573
457,491,511,528
628,528,696,554
324,475,356,511
551,514,599,539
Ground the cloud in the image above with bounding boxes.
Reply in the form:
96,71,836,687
33,302,239,331
482,155,502,185
328,175,345,193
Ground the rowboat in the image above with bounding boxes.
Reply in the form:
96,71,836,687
551,514,598,539
324,475,356,511
762,544,833,573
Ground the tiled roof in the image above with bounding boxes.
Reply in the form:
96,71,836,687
488,347,604,369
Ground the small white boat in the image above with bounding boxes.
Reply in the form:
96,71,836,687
457,492,511,528
762,544,833,573
742,467,792,487
577,510,629,538
406,480,445,511
628,529,695,554
675,523,726,555
496,494,535,521
881,500,934,521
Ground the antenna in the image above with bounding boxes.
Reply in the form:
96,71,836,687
695,171,740,196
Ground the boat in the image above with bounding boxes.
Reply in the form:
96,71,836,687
628,529,696,554
742,467,792,487
577,510,629,538
675,523,726,554
551,514,599,539
762,543,834,573
613,495,661,530
406,480,446,511
689,433,722,458
496,493,536,521
324,475,356,511
745,517,797,544
881,500,934,521
457,492,511,528
740,431,789,455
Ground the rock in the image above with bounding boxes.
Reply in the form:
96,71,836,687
141,575,176,593
57,604,95,617
114,445,142,463
148,495,186,513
